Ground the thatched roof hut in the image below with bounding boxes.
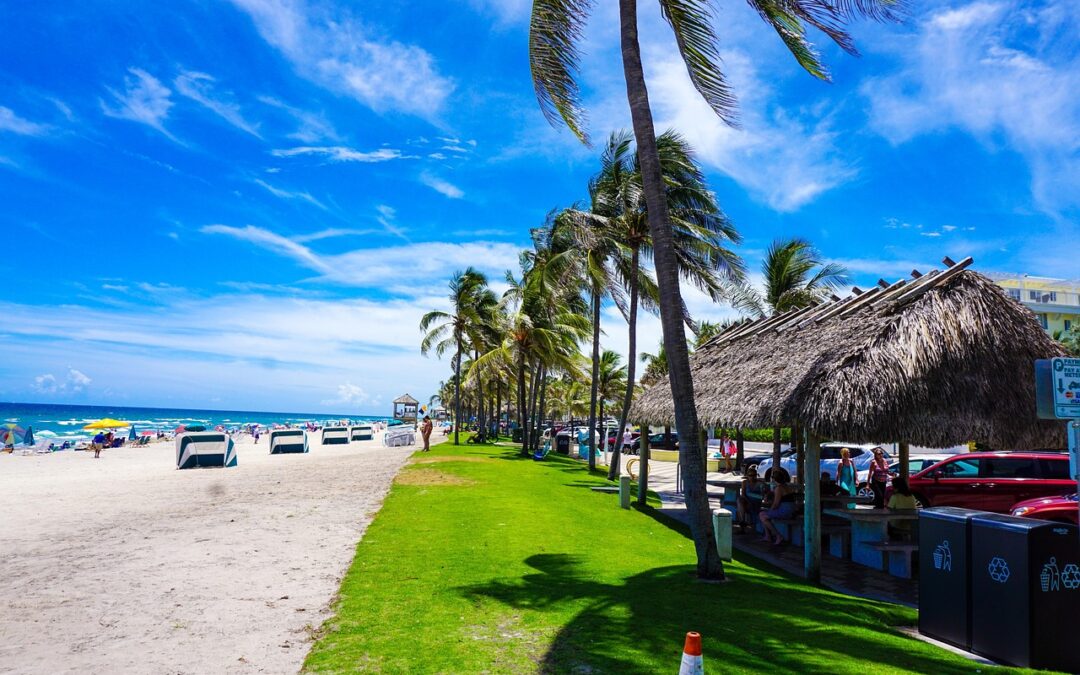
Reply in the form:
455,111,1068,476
631,258,1067,448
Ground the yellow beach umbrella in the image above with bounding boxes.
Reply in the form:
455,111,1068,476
83,418,130,430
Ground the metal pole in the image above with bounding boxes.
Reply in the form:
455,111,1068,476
804,429,821,583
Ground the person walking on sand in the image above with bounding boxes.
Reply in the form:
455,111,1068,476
91,431,105,458
420,415,433,451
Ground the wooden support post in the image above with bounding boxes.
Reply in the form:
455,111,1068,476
804,430,822,583
637,423,650,506
899,441,910,482
735,429,744,473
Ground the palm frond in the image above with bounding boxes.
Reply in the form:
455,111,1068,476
530,0,593,143
659,0,739,126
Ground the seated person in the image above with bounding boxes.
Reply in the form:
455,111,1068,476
737,466,765,533
887,477,919,540
759,467,796,545
820,471,842,497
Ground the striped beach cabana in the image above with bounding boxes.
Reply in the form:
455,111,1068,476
630,256,1067,580
176,432,237,469
269,429,308,454
350,424,374,441
321,426,349,445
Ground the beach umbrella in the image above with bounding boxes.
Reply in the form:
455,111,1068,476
186,424,206,432
83,418,130,430
174,425,187,434
2,423,25,445
128,425,137,441
23,426,34,446
140,431,156,437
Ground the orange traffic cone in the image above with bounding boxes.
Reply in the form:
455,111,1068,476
679,631,703,675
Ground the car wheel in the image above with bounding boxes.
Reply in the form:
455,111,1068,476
857,485,874,498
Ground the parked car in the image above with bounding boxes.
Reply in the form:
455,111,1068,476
907,452,1074,512
854,454,957,496
741,446,794,471
627,431,677,454
757,442,888,481
1010,493,1079,524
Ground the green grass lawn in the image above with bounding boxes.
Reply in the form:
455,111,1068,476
303,439,1011,674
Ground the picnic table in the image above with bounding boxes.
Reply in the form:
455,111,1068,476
824,507,920,577
706,478,746,512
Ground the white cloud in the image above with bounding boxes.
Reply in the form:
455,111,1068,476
862,1,1080,214
201,223,520,287
201,224,332,273
646,49,855,211
465,0,531,26
101,68,176,140
32,368,91,395
0,106,49,135
253,178,326,210
230,0,453,118
292,228,378,242
419,172,464,199
174,70,261,137
270,146,411,162
257,95,338,143
322,382,369,407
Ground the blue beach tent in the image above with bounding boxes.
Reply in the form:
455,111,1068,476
269,429,308,454
176,432,237,469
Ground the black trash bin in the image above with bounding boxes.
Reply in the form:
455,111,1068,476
970,513,1080,671
555,434,570,455
512,427,522,443
919,506,983,650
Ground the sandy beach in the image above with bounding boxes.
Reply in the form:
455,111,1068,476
0,430,433,674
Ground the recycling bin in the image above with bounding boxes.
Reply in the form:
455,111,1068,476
918,507,982,650
969,513,1080,671
555,434,571,455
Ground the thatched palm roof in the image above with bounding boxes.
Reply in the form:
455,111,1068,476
631,258,1067,448
394,393,419,405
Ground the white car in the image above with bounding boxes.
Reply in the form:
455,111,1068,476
757,442,889,481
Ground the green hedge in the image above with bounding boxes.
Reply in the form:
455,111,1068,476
714,427,791,443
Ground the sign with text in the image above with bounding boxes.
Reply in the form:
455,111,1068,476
1052,358,1080,419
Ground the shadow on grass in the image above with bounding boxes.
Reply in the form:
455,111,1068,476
460,553,974,675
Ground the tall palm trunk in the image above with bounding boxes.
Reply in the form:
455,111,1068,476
494,384,502,439
517,351,529,456
772,425,782,469
534,370,548,452
453,333,462,446
618,0,722,579
474,349,485,439
587,286,601,470
609,245,639,480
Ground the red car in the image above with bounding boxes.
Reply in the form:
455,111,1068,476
1010,493,1079,524
907,452,1074,513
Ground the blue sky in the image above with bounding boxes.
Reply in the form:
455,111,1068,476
1,0,1078,414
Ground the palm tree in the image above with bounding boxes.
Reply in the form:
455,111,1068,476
420,268,491,445
594,130,744,481
595,349,628,440
731,238,849,318
529,0,902,579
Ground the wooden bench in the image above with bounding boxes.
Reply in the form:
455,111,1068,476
867,541,919,579
772,517,803,546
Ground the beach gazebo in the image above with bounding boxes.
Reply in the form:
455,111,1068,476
630,256,1067,581
393,394,420,427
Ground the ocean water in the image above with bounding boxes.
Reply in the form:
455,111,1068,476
0,402,387,441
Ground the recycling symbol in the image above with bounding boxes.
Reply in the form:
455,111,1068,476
988,557,1011,583
1063,564,1080,590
